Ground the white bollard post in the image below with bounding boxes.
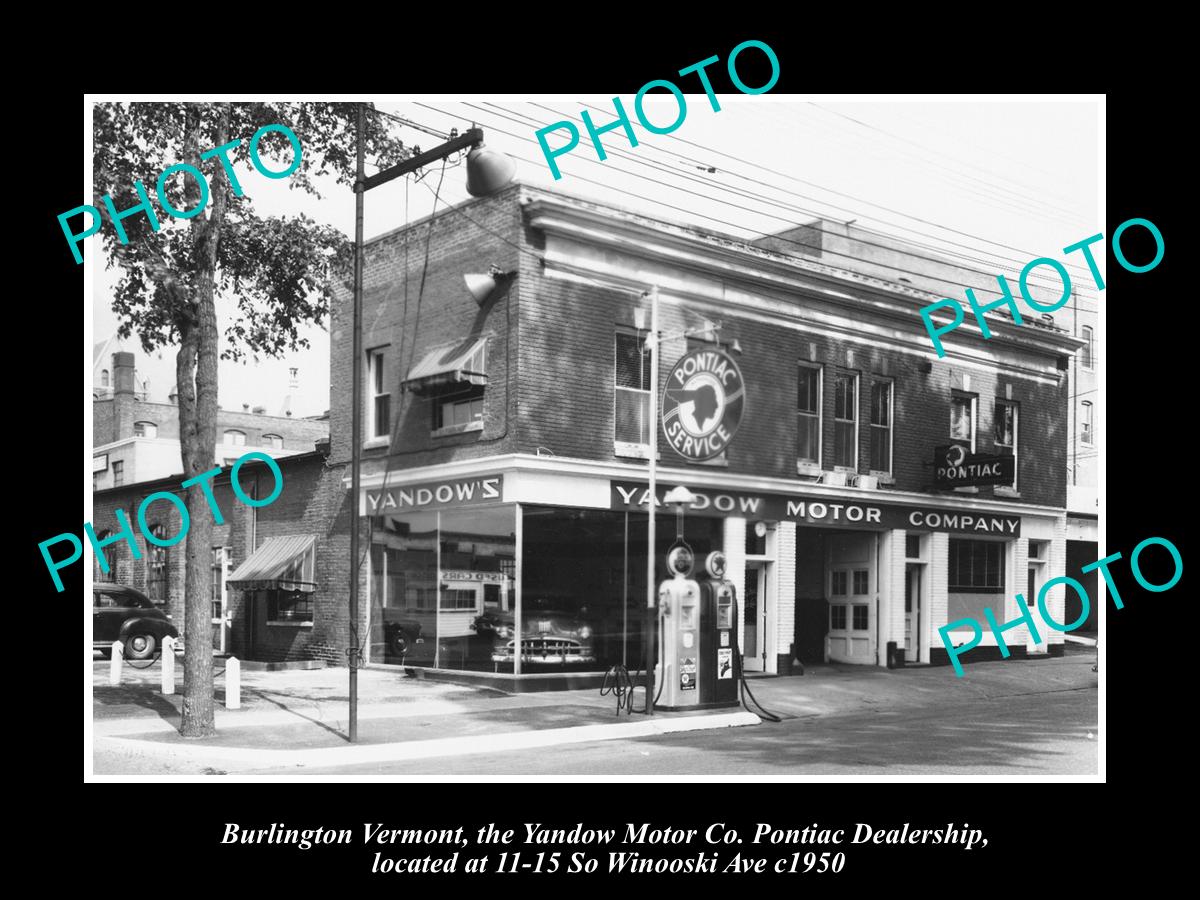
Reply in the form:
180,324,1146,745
225,657,241,710
109,641,123,685
161,636,176,695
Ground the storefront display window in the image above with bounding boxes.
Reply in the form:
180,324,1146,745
947,538,1008,624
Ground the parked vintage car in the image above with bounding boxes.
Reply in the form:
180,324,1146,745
92,584,179,660
473,598,597,665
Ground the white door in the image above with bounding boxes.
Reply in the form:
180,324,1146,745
742,563,768,672
1026,562,1048,653
905,564,922,662
826,534,876,664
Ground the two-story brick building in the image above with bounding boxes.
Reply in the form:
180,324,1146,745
329,183,1083,686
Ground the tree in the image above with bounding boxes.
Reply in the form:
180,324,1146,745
93,102,405,736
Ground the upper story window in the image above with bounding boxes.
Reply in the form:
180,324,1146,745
368,348,390,440
112,460,125,487
434,385,485,431
1081,401,1094,444
796,364,822,466
133,421,157,439
994,399,1018,489
869,380,892,474
1081,325,1094,370
101,369,110,388
951,392,977,452
262,434,284,449
832,371,858,470
614,332,651,446
223,429,247,446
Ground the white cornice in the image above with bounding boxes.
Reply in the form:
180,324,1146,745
348,452,1066,520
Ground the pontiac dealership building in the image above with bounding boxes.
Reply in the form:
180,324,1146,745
319,181,1084,684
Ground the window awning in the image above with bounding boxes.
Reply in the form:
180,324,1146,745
227,535,317,593
402,338,488,395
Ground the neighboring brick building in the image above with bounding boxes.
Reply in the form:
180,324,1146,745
326,183,1085,685
93,351,329,490
91,451,353,664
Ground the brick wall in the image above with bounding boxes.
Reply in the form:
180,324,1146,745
328,183,524,472
93,399,327,450
90,453,352,663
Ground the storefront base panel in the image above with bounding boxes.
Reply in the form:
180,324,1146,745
238,658,327,672
386,666,612,693
930,645,1064,667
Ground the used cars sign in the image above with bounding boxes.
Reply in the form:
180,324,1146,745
661,347,746,461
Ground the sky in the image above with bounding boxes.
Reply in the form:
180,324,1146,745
90,97,1101,419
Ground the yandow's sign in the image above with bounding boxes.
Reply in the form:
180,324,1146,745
365,475,502,515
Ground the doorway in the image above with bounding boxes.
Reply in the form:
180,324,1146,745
1026,549,1048,653
826,533,876,664
743,561,768,672
211,546,230,654
905,563,922,663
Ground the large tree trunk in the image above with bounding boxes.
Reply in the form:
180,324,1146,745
177,103,230,738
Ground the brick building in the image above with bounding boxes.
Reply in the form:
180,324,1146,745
93,350,329,490
91,451,353,663
327,182,1085,685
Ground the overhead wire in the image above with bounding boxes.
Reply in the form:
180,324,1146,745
476,101,1092,298
414,102,1092,308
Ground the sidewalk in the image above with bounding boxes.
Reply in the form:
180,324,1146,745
91,645,1096,774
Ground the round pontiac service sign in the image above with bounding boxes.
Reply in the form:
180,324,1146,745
661,347,746,461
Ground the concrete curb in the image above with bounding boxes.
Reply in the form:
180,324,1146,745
1065,635,1098,647
98,711,761,771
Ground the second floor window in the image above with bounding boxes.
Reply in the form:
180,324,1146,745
434,386,485,430
833,372,858,469
951,393,976,450
112,460,125,486
1081,401,1093,444
133,421,157,439
101,369,110,388
869,380,892,473
994,400,1018,488
1081,325,1093,369
262,434,284,449
614,332,651,445
368,349,390,439
223,429,246,446
797,364,821,465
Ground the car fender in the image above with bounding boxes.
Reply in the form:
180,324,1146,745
118,616,179,643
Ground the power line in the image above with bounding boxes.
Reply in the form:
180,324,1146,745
415,103,1089,308
555,100,1100,281
479,101,1089,299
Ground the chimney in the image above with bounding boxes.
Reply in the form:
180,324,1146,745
242,403,250,412
113,352,136,441
252,405,266,415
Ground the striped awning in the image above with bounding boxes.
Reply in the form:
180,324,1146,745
402,337,487,395
227,535,317,593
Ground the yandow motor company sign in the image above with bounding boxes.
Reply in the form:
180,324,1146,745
611,482,1020,536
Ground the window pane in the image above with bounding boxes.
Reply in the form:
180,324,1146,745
951,398,973,442
832,571,847,595
797,367,818,413
615,389,650,443
797,414,818,463
615,333,649,390
852,605,869,630
831,606,847,630
835,421,855,467
870,382,890,427
373,352,384,394
870,425,890,471
905,535,921,559
374,394,390,436
853,570,869,594
1082,326,1093,368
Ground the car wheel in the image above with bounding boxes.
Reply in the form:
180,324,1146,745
389,630,409,658
124,633,158,660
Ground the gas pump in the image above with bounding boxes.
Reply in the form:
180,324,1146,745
699,551,739,708
656,545,702,710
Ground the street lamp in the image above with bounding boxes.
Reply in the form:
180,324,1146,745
348,104,515,742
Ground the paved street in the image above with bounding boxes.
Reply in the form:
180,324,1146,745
93,646,1098,776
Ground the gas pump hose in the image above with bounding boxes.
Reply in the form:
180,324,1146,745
733,618,782,723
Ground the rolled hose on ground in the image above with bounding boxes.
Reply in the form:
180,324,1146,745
600,626,667,715
732,612,782,723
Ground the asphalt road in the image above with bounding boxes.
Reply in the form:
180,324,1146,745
258,685,1097,776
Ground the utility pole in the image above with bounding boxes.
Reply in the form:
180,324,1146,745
349,103,366,742
644,286,659,715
